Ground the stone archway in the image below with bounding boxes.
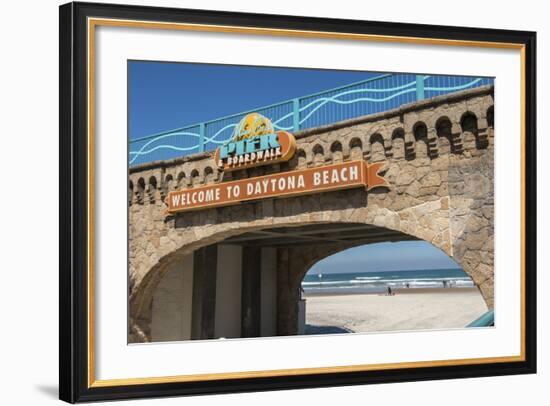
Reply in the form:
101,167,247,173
129,188,490,342
128,87,494,343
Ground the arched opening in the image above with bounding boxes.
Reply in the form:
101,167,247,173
391,128,405,160
176,171,186,188
312,144,325,166
349,137,363,160
369,133,385,162
164,174,173,189
147,176,157,203
128,180,134,206
190,169,200,185
461,111,488,150
413,121,429,158
296,148,307,168
162,174,173,201
204,166,215,183
436,116,453,155
302,241,488,335
141,221,490,343
136,177,145,205
330,141,343,162
487,105,494,128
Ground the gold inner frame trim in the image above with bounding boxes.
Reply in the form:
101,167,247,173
87,17,527,388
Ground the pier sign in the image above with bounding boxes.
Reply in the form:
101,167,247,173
213,113,296,171
166,160,387,214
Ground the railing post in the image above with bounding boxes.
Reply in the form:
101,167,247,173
292,98,300,132
416,75,425,100
198,122,205,153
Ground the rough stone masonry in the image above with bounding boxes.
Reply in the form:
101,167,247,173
128,86,495,342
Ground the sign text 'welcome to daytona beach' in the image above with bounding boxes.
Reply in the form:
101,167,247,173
165,160,387,214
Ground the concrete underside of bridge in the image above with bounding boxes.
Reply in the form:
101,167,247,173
128,86,495,343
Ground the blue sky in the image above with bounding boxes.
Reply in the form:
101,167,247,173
128,61,378,140
129,61,460,274
308,241,459,274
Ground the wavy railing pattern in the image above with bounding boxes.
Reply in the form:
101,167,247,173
129,74,493,165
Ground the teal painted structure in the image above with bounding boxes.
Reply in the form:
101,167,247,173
129,73,494,166
416,74,425,100
466,310,495,327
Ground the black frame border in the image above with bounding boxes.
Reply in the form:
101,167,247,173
59,1,537,403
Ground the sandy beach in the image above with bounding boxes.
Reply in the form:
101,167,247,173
304,288,489,334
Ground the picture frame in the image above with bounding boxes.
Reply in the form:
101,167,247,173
59,1,537,403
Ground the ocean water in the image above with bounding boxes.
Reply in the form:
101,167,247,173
302,268,474,295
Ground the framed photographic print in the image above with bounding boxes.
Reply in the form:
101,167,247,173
59,1,537,403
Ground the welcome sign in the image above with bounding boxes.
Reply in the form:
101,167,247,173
213,113,296,171
166,160,387,214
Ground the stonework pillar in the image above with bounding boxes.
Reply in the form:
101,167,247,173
260,247,278,337
276,248,300,335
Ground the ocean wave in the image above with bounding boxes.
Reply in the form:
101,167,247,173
302,278,475,289
302,281,350,286
348,277,471,284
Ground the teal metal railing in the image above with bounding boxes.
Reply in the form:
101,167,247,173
129,73,494,165
466,310,495,327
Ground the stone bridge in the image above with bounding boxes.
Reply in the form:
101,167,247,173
128,86,494,343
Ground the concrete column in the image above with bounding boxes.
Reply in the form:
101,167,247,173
214,245,242,338
241,246,262,337
191,245,218,339
260,247,277,337
150,254,194,342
